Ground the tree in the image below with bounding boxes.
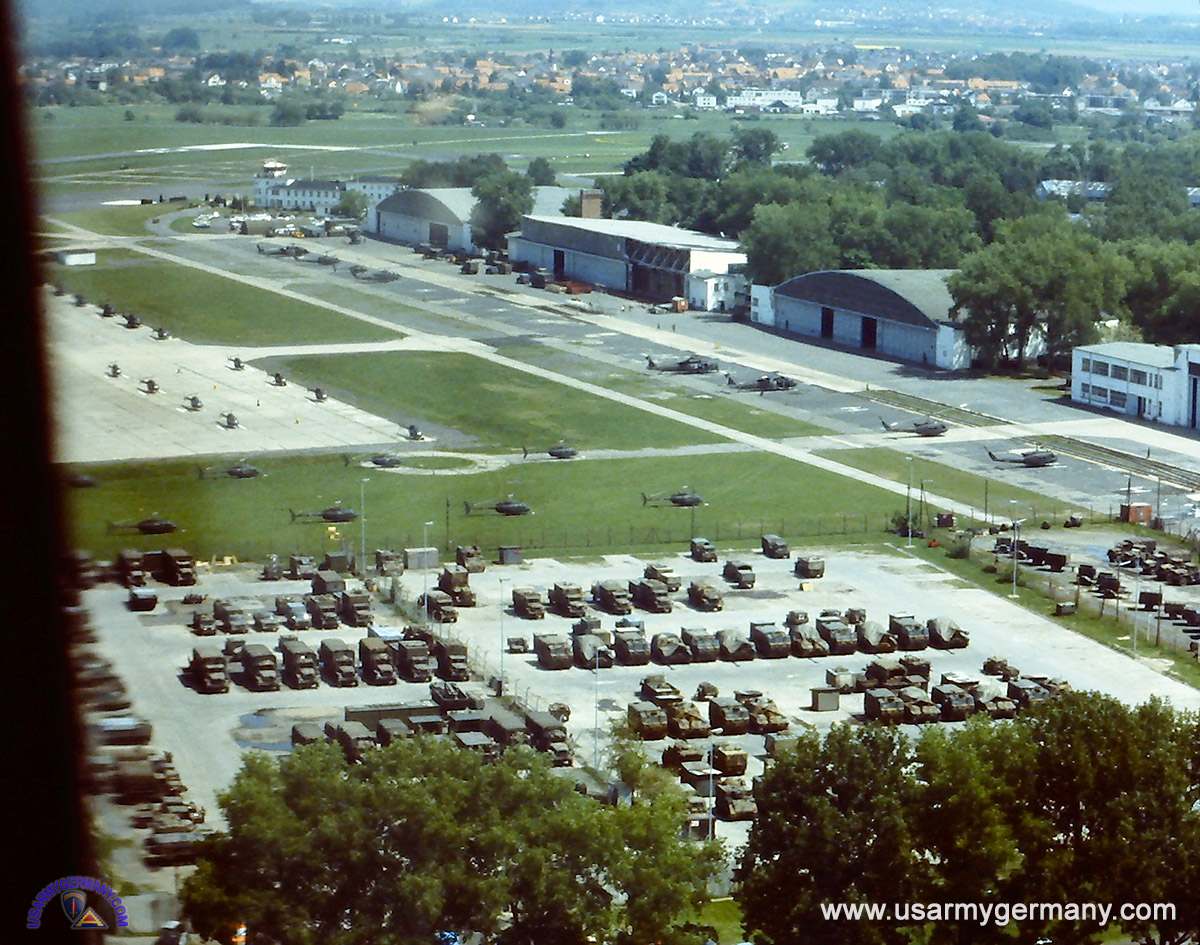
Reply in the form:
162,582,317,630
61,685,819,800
162,27,200,52
740,201,840,285
183,740,720,945
333,190,368,220
807,129,882,175
270,100,306,127
471,170,534,251
731,125,781,167
526,157,556,186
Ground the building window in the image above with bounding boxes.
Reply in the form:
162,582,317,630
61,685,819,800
1091,386,1108,400
1092,361,1109,376
1111,365,1128,381
1080,383,1090,396
1130,369,1147,385
1080,357,1091,372
1154,374,1163,389
1110,391,1127,408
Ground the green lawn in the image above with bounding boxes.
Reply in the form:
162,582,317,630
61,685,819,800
699,898,745,944
55,202,181,237
43,250,399,346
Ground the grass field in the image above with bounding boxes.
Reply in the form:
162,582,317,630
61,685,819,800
55,201,177,237
43,249,399,346
63,449,901,562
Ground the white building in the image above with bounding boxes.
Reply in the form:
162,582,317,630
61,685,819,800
724,88,808,110
1071,342,1192,426
373,187,571,253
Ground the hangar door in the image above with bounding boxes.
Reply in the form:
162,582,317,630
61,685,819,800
861,317,877,349
428,222,449,248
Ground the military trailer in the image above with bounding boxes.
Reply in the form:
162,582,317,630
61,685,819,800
338,589,373,626
241,643,280,691
280,638,319,689
668,701,711,739
422,590,459,624
662,740,705,772
437,566,477,607
708,696,751,735
628,701,669,739
890,613,929,650
857,621,897,654
789,623,830,658
312,570,345,595
761,534,790,558
718,629,756,662
715,778,757,821
825,665,857,693
431,681,476,712
613,628,651,665
898,686,940,724
291,722,324,746
750,622,790,658
927,617,969,649
455,544,486,573
630,579,673,613
640,674,683,707
305,594,340,630
931,683,975,721
899,655,931,680
712,743,748,776
795,555,825,579
574,633,614,668
864,688,906,723
434,640,469,681
548,583,586,617
162,548,197,587
359,637,398,685
651,631,691,665
375,718,409,747
722,560,756,588
643,563,682,592
319,638,358,687
815,614,856,655
534,633,572,670
686,581,723,612
690,537,717,562
394,639,433,682
844,607,867,626
592,580,633,615
681,627,720,662
325,721,376,763
188,645,229,694
983,656,1019,679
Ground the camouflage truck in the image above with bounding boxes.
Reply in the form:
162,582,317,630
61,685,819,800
931,683,975,721
864,688,906,723
651,631,691,665
455,544,486,573
437,566,477,607
712,743,748,776
708,696,750,735
686,581,723,612
718,629,756,662
890,613,929,650
592,580,633,615
574,633,614,668
213,598,252,634
279,638,319,689
421,590,459,624
715,778,757,821
927,616,969,649
325,721,376,763
394,639,433,682
630,579,672,613
681,627,720,662
738,691,789,734
668,701,711,739
548,583,586,618
359,637,398,685
795,555,825,579
338,589,373,626
857,621,898,654
690,537,717,562
305,594,340,630
722,560,756,588
761,534,790,559
613,628,651,665
434,639,469,681
319,638,358,687
534,633,572,670
898,686,940,724
116,548,146,587
1008,678,1052,709
241,643,280,691
512,587,546,619
750,622,789,659
627,701,669,739
815,613,856,655
789,622,830,658
188,645,229,694
640,674,683,707
643,563,682,592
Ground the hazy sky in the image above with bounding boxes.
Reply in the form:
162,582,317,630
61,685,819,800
1072,0,1199,14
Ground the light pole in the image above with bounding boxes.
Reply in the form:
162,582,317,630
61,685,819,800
1010,517,1026,599
906,456,914,548
422,520,434,629
920,479,932,535
360,477,370,576
498,577,508,697
593,648,601,772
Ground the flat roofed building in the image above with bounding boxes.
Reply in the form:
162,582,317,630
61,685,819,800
1071,341,1196,426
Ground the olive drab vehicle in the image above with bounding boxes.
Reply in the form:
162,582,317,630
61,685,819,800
628,701,669,739
512,587,547,619
613,628,651,665
592,580,633,615
722,560,756,588
534,633,572,670
680,627,720,662
643,563,681,592
717,629,756,662
188,646,229,694
690,537,717,562
319,638,358,687
651,631,691,665
549,583,586,618
629,579,672,613
280,638,319,689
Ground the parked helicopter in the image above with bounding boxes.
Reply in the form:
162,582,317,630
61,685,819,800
199,461,261,480
987,447,1058,468
646,354,718,374
123,313,142,330
151,326,171,340
141,378,159,394
880,416,948,437
107,363,121,378
220,412,240,429
725,372,798,393
109,516,178,535
311,388,329,402
314,255,340,268
523,442,578,460
183,394,203,411
228,357,246,371
344,452,403,469
290,503,359,523
642,487,704,507
464,496,532,516
350,266,400,282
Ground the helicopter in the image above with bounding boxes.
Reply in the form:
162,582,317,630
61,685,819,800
290,503,359,523
199,460,261,480
100,302,116,317
464,496,532,516
270,372,287,387
151,326,171,340
228,356,246,371
642,487,704,508
523,442,578,460
311,388,329,402
107,363,121,378
141,378,159,394
987,447,1058,468
646,354,718,374
109,516,178,535
344,452,403,469
183,394,203,411
880,416,948,437
725,372,798,393
123,313,142,330
220,412,240,429
314,255,340,268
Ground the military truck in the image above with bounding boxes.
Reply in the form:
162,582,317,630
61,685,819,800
738,691,788,733
864,688,906,723
722,560,756,588
789,623,830,658
651,631,691,665
592,580,633,615
681,627,720,662
319,638,358,687
253,611,284,634
574,633,614,668
975,690,1018,720
1008,678,1051,709
116,549,146,587
662,740,706,772
643,563,682,592
512,587,546,619
188,645,229,694
761,534,790,559
306,594,340,630
312,570,346,595
162,548,197,586
325,721,376,763
712,743,748,776
717,628,756,662
667,701,711,739
437,566,477,607
795,555,825,579
421,590,459,624
431,680,476,712
525,710,567,753
189,612,217,636
274,596,311,630
534,633,572,670
291,722,325,747
815,613,856,655
241,643,280,691
857,621,897,654
394,639,434,682
866,658,907,688
898,686,940,724
690,537,717,562
548,583,586,617
715,778,757,821
983,656,1020,680
927,616,969,649
434,640,469,681
213,599,252,634
455,544,486,573
375,718,409,747
708,696,750,735
931,683,975,721
359,637,398,686
750,622,789,658
630,579,672,613
279,638,319,689
640,674,683,707
628,701,669,739
287,554,317,580
613,628,651,665
890,613,929,650
900,655,931,681
337,589,373,626
686,581,723,612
